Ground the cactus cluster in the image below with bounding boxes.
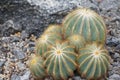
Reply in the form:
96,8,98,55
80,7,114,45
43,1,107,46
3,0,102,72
28,7,111,80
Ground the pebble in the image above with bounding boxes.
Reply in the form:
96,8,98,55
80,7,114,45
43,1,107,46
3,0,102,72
21,31,29,40
16,62,26,70
20,70,30,80
12,49,25,60
11,74,21,80
106,40,118,47
114,53,120,59
10,36,20,42
115,44,120,51
109,74,120,80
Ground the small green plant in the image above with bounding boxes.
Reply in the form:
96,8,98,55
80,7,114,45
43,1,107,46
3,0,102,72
28,54,46,79
77,42,110,79
28,7,111,80
44,42,77,80
62,8,106,44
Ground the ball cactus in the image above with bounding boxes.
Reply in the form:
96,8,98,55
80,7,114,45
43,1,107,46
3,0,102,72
44,42,77,80
67,34,86,52
63,8,107,44
28,54,46,79
77,42,110,79
35,32,62,56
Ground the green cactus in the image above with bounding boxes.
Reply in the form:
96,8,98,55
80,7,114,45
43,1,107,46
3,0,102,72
28,54,46,79
35,32,62,56
44,42,77,80
62,8,106,44
67,34,86,52
77,42,110,80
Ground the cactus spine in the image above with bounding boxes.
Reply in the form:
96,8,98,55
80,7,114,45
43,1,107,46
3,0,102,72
63,8,106,44
77,42,110,79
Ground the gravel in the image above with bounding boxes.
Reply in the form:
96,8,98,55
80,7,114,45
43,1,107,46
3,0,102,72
11,74,21,80
0,0,120,80
0,61,5,67
12,49,25,60
109,74,120,80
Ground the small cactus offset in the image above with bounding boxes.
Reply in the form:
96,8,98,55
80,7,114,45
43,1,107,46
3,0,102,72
67,34,86,52
28,54,46,79
44,42,77,80
63,8,107,44
35,32,62,56
77,42,110,80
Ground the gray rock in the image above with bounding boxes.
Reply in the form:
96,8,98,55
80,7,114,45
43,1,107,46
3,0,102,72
109,74,120,80
0,20,14,36
0,0,99,37
21,31,29,40
99,0,120,11
20,70,30,80
12,49,25,60
27,0,98,14
0,20,22,37
115,44,120,51
10,36,20,42
106,37,118,47
11,74,21,80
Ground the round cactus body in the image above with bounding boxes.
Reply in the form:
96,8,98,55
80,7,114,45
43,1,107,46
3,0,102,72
28,54,46,79
44,24,62,34
35,32,62,56
63,8,106,44
44,42,77,80
77,42,110,79
67,34,86,52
